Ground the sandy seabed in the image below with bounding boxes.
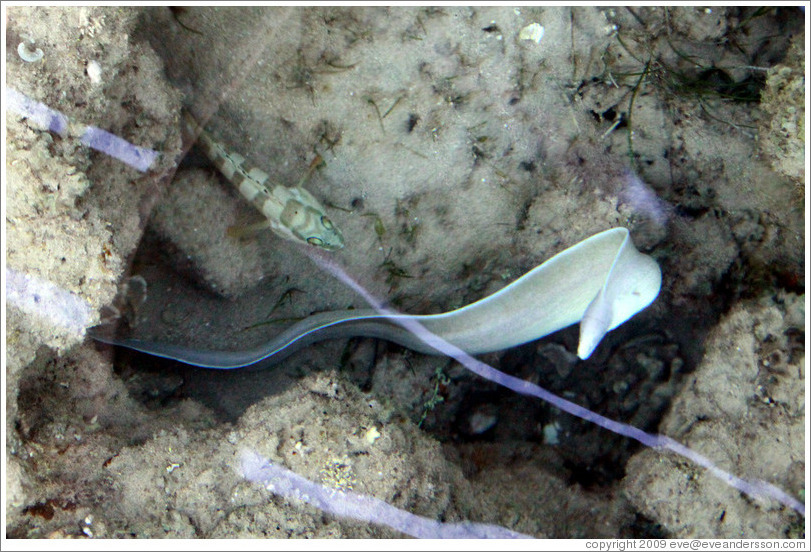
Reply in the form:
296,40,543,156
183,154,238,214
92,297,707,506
4,6,806,540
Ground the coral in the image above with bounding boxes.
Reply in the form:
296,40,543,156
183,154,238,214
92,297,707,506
6,6,805,540
623,292,805,537
758,33,805,188
5,3,181,525
241,450,531,538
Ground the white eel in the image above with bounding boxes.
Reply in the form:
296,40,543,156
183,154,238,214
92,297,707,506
90,227,661,368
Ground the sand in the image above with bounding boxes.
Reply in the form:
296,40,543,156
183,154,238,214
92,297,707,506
4,6,806,539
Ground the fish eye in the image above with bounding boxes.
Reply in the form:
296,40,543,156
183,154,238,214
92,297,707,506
320,216,334,230
307,236,325,246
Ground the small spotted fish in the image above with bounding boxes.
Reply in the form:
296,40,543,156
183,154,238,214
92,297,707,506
183,111,344,250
